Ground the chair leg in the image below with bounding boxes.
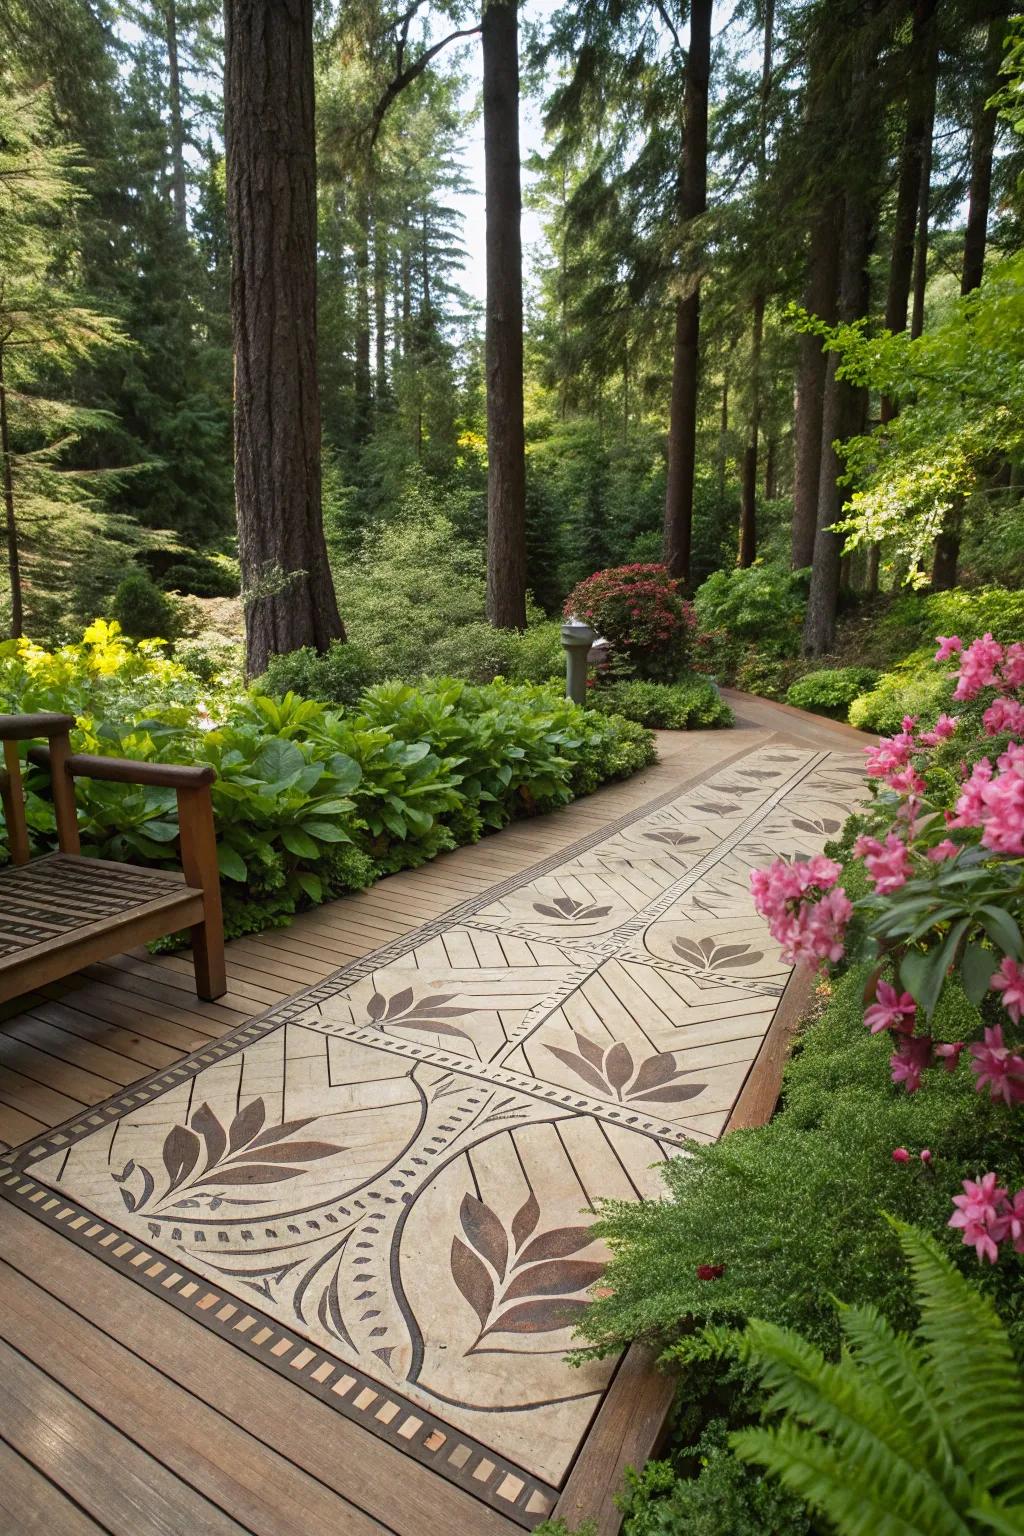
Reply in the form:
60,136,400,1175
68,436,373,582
191,919,227,1001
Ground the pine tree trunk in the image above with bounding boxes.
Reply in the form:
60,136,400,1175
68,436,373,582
483,0,527,630
764,435,777,500
354,191,371,439
910,63,936,341
738,290,765,567
662,0,712,585
0,344,24,640
791,21,844,572
224,0,344,678
932,4,1008,589
717,371,728,499
374,212,387,399
962,5,1008,296
165,0,188,230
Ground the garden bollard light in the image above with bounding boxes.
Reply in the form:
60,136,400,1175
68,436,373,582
561,619,598,705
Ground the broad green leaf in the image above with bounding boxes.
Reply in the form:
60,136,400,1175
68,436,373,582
217,844,247,882
960,943,997,1006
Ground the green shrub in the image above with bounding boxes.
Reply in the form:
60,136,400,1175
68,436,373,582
256,640,380,708
576,964,1024,1364
111,571,182,641
693,565,806,660
619,1433,811,1536
731,650,797,699
785,666,878,719
589,677,733,730
161,553,240,598
1,627,656,938
847,650,952,733
874,585,1024,657
421,622,520,684
564,564,696,681
507,621,565,684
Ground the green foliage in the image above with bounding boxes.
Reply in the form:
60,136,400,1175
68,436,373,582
575,964,1024,1364
0,624,655,938
848,652,953,733
423,619,566,687
564,564,696,682
693,566,807,666
256,641,381,709
160,553,240,598
111,571,182,641
731,651,796,700
874,587,1024,657
732,1223,1024,1536
589,677,733,730
785,667,879,720
618,1431,811,1536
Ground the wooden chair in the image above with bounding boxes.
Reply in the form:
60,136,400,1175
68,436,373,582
0,712,226,1004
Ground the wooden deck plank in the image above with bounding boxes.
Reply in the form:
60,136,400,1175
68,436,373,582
0,1336,253,1536
26,998,181,1070
0,1437,107,1536
0,1013,147,1086
0,1202,516,1536
0,1257,393,1536
0,1031,122,1106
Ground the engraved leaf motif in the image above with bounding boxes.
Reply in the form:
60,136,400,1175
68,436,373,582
191,1102,226,1169
387,986,415,1017
502,1259,605,1302
573,1032,606,1070
604,1042,634,1093
248,1117,317,1150
192,1164,306,1187
629,1052,681,1097
631,1081,705,1103
228,1097,266,1153
487,1297,590,1334
511,1192,540,1252
644,830,699,846
231,1140,345,1165
451,1235,494,1327
387,1017,472,1041
543,1044,608,1095
162,1125,200,1191
460,1193,508,1280
517,1226,597,1266
367,992,387,1021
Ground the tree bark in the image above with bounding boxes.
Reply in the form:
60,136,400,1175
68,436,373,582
0,344,24,639
224,0,344,678
738,290,765,567
882,0,938,419
662,0,712,585
165,0,188,230
483,0,527,630
909,85,934,340
354,190,372,439
962,5,1008,296
374,210,388,399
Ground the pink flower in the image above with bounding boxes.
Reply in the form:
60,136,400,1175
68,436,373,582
891,1147,911,1163
954,633,1004,700
969,1024,1024,1105
919,714,959,746
890,1035,933,1093
1003,1190,1024,1254
951,757,993,829
1000,642,1024,691
860,831,912,894
935,635,963,662
864,980,917,1035
865,734,914,781
992,956,1024,1025
935,1041,965,1072
926,839,959,862
949,1172,1010,1263
983,697,1024,737
920,1148,933,1166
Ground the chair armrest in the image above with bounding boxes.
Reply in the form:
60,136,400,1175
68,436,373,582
0,712,76,742
29,746,216,790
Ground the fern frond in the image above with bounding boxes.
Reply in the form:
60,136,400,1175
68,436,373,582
732,1423,973,1536
966,1494,1024,1536
840,1300,968,1501
739,1319,969,1536
893,1222,1024,1506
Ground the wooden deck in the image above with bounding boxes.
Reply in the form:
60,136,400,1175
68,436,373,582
0,696,867,1536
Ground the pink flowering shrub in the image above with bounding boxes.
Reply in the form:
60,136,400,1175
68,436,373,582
564,564,696,681
751,630,1024,1127
948,1172,1024,1264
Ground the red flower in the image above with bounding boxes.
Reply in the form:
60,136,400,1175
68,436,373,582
696,1263,726,1281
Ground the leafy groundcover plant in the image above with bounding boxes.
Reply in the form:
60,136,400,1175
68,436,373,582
0,624,655,939
587,677,733,731
563,636,1024,1536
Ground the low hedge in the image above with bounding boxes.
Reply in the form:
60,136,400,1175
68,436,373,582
784,666,877,719
0,625,656,939
588,676,733,730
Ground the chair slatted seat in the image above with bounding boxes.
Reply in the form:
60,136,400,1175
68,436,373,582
0,713,225,1005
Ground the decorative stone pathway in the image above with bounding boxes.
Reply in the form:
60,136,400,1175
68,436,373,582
1,730,865,1527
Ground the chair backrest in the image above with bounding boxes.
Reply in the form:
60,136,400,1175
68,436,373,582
0,713,81,864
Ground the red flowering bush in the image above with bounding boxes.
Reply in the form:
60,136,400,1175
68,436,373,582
564,563,696,682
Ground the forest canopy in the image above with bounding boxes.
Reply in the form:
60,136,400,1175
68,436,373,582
1,0,1022,665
